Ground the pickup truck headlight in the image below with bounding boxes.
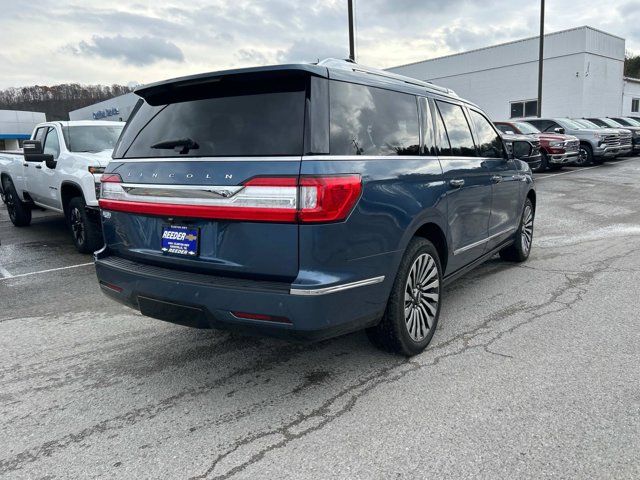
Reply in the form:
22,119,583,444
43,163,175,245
549,141,564,148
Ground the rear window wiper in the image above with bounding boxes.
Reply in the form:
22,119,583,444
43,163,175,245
151,138,199,154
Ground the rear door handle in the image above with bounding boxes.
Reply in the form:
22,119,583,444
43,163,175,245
449,179,465,188
491,175,503,183
23,163,29,167
35,165,42,169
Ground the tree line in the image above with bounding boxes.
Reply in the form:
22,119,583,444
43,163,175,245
0,84,134,121
625,52,640,78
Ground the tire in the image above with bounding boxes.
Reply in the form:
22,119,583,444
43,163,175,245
533,151,549,173
366,238,442,356
66,196,103,254
576,143,593,166
499,198,534,262
2,177,31,227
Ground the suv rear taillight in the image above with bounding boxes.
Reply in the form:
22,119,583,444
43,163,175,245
99,174,361,224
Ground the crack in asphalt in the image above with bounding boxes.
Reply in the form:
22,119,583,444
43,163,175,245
188,242,640,479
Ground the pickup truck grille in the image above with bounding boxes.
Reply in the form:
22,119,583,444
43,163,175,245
602,134,620,147
619,132,632,148
565,139,579,152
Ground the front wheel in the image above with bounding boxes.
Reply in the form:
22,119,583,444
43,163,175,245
533,152,549,173
500,198,534,262
576,144,593,166
67,197,103,254
2,177,31,227
367,238,442,356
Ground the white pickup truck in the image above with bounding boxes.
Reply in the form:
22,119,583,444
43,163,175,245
0,120,125,252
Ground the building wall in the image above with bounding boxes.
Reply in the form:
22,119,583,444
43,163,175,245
622,79,640,116
69,92,139,122
0,110,46,151
388,26,625,120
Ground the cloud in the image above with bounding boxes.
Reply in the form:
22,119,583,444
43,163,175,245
277,39,347,63
72,35,185,66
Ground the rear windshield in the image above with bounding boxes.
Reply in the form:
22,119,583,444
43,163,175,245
63,125,124,153
115,78,306,158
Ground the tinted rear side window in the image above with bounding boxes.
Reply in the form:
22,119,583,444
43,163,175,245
330,81,419,156
435,101,476,157
116,78,306,158
469,110,504,158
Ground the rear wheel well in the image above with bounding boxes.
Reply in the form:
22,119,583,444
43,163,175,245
413,223,448,274
61,183,84,215
527,189,536,212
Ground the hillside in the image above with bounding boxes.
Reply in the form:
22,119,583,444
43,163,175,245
0,84,134,121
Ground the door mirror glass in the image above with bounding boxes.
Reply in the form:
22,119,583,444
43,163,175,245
512,140,532,159
554,127,565,134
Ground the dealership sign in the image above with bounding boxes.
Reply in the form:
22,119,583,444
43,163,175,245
92,108,119,120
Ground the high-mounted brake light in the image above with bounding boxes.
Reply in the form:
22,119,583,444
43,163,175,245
98,174,362,224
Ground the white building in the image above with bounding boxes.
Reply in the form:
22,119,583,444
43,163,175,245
69,92,139,122
0,110,46,151
389,26,640,121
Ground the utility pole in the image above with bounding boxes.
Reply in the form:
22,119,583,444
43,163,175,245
348,0,356,62
537,0,545,117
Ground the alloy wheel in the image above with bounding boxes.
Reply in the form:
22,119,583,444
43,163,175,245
404,253,440,342
577,147,588,165
5,190,16,222
70,207,85,246
521,204,534,254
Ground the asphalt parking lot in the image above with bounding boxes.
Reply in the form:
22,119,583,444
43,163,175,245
1,158,639,479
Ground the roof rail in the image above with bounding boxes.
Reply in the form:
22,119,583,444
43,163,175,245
317,58,458,97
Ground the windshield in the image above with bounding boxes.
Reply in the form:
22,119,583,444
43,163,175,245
569,118,599,129
513,122,540,134
599,118,623,128
557,118,584,129
64,125,124,152
620,117,640,126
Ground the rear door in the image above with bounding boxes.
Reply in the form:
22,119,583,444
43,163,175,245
468,108,521,250
101,72,310,281
433,99,492,273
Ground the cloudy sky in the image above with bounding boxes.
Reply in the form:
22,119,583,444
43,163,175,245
0,0,639,89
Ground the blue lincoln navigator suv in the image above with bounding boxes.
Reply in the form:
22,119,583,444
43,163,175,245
95,59,536,356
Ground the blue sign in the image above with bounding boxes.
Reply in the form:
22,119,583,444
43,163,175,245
92,107,120,120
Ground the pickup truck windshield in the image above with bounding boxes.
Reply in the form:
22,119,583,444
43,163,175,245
114,77,306,158
64,125,124,153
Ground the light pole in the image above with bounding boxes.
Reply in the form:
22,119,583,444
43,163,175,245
348,0,356,62
537,0,545,117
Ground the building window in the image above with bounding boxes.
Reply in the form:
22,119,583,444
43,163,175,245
510,100,538,119
633,98,639,113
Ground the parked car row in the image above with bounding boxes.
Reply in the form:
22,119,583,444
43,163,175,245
494,116,640,172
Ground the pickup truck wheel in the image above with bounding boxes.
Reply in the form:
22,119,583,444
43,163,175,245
533,152,549,173
366,238,442,356
576,144,593,166
67,197,103,254
499,198,534,262
2,178,31,227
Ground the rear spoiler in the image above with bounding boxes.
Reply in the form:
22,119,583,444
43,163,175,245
135,64,327,106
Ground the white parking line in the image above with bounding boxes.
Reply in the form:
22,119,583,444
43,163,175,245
536,157,639,180
0,262,93,281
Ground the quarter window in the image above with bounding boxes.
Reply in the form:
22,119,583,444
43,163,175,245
435,101,476,157
43,128,60,159
469,110,504,159
330,81,419,156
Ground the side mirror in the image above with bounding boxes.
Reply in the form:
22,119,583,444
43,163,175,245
512,140,532,160
554,127,565,134
45,157,58,169
23,140,55,165
505,130,515,135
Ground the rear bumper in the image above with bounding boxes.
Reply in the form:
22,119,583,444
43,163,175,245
549,152,579,164
94,252,388,341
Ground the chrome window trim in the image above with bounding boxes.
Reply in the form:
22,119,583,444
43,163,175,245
290,276,385,296
453,227,516,256
110,156,302,163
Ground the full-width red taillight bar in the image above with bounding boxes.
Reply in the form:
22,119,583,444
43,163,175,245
99,174,362,224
